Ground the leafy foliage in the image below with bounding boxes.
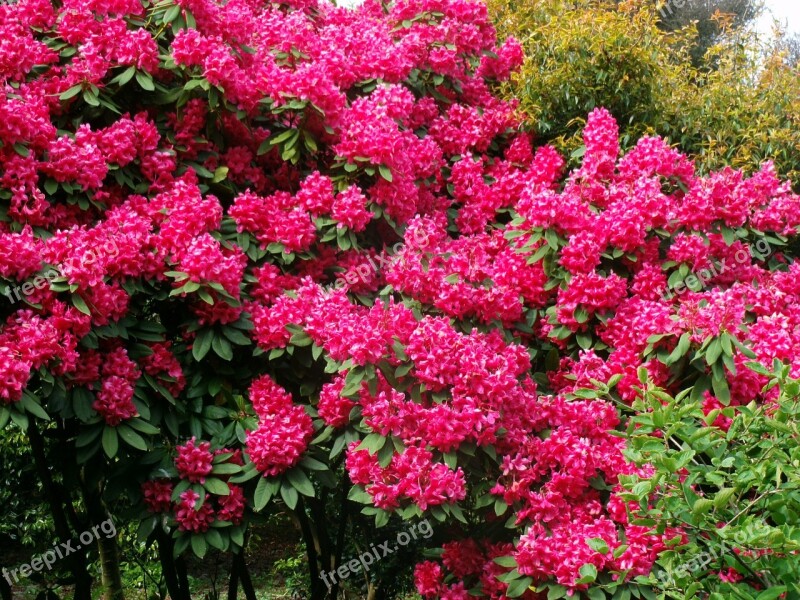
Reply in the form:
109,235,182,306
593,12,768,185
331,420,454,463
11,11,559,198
489,0,800,185
622,365,800,598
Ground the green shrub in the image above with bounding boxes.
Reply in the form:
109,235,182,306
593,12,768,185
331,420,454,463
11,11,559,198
621,366,800,597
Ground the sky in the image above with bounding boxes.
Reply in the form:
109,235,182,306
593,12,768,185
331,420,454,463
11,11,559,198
756,0,800,36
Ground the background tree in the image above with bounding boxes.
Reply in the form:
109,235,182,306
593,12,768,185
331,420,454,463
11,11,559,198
488,0,800,185
657,0,761,65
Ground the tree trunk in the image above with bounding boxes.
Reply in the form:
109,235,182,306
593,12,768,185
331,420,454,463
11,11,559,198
227,558,239,600
0,573,11,600
329,474,352,600
82,484,124,600
296,498,326,600
26,422,93,600
234,554,256,600
175,556,191,600
157,531,190,600
96,531,125,600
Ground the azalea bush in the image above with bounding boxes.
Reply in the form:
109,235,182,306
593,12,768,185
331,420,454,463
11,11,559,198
2,0,800,599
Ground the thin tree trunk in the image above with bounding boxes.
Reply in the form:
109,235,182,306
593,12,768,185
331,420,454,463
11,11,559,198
96,532,125,600
83,484,124,600
329,476,351,600
0,573,11,600
27,422,93,600
296,498,326,600
175,556,191,599
234,554,256,600
226,558,239,600
157,531,190,600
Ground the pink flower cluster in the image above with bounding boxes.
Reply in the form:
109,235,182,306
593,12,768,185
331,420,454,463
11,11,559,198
143,444,245,533
245,375,313,478
346,443,466,511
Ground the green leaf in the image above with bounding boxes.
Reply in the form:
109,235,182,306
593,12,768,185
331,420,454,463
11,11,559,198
163,3,181,22
665,333,691,365
102,427,119,458
706,337,723,365
212,335,233,361
378,164,393,182
205,528,225,550
113,65,137,86
137,516,157,543
253,476,274,511
587,588,606,600
713,487,736,509
59,84,83,100
286,468,315,497
190,535,207,558
43,179,58,195
128,418,160,435
356,432,385,453
117,425,147,451
574,563,597,585
204,478,230,496
269,128,298,146
692,498,714,516
493,556,518,568
72,295,91,316
505,577,533,598
82,88,100,106
280,483,299,510
547,585,567,600
756,588,788,600
135,70,155,91
211,463,242,475
192,328,214,361
20,393,50,421
212,166,229,183
586,537,609,554
300,456,328,471
712,375,731,405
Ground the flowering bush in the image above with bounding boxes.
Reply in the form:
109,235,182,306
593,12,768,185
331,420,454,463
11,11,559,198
2,0,800,598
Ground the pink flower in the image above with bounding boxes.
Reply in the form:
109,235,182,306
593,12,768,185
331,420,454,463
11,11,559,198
246,376,314,478
217,484,245,524
175,490,214,533
175,438,214,484
142,480,174,513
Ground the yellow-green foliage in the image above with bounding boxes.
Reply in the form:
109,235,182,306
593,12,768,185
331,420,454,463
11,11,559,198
490,0,800,185
666,49,800,183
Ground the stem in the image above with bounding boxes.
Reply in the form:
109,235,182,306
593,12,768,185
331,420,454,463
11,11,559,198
0,574,11,600
175,556,191,599
97,532,125,600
